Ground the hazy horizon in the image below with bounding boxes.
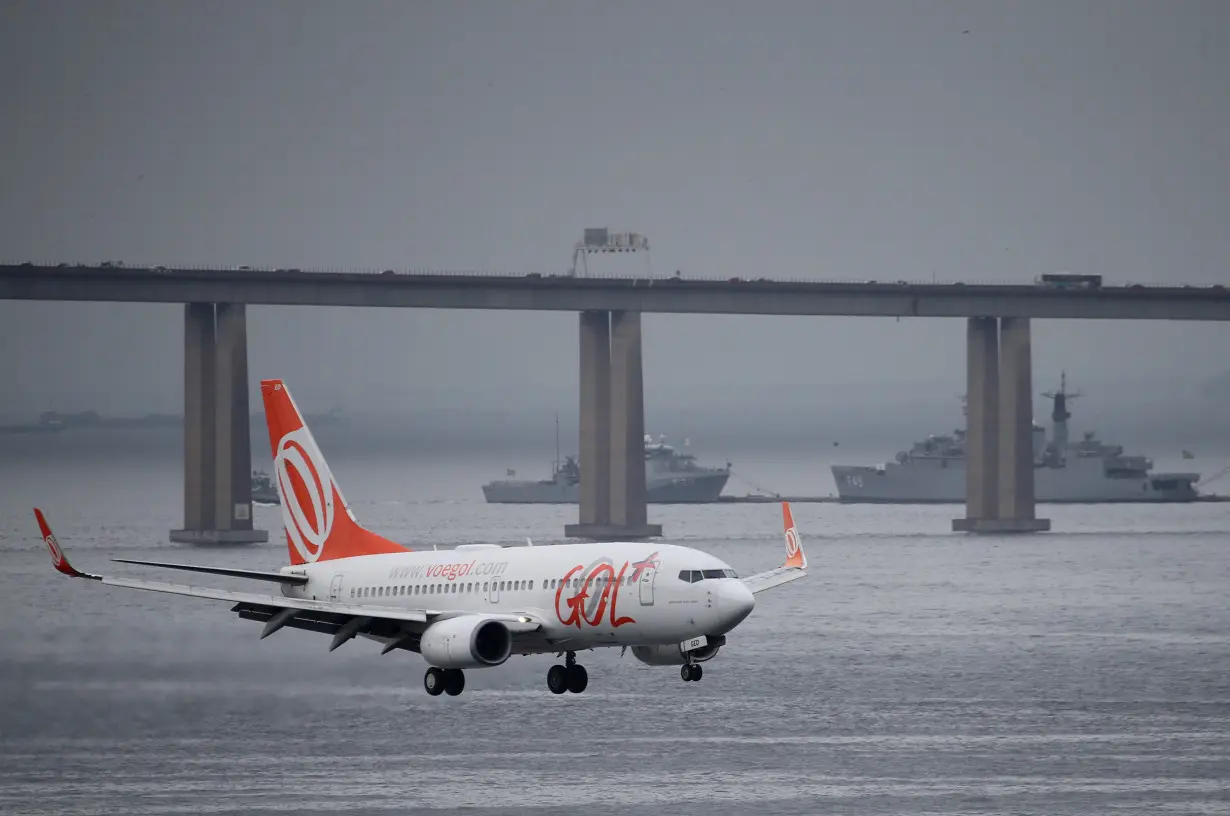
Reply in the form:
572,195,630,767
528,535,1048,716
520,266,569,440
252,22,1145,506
4,1,1230,448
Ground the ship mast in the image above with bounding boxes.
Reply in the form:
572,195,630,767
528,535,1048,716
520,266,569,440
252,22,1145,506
1041,371,1082,460
554,412,560,471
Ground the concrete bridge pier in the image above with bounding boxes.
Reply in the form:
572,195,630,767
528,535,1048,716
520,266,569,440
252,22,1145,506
953,316,1051,534
170,302,268,545
565,309,662,540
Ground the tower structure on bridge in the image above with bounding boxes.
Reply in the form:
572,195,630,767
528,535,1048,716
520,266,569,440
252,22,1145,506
170,302,268,545
570,228,653,278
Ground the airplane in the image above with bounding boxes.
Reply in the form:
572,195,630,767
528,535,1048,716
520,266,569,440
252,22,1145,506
35,378,808,697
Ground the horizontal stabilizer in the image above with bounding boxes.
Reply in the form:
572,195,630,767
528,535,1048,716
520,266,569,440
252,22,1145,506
112,558,309,585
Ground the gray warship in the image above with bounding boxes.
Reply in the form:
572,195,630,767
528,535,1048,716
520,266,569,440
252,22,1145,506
832,374,1201,504
483,433,731,504
251,470,280,505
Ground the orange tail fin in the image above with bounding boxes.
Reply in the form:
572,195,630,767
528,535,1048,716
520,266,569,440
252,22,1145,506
260,379,409,565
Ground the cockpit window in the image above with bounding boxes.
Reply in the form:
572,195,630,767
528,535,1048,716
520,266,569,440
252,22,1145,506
678,568,738,582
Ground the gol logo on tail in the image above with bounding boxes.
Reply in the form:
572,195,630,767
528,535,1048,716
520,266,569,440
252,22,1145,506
274,426,335,563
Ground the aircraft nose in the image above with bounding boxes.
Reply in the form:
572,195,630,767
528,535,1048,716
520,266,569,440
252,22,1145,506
717,579,756,631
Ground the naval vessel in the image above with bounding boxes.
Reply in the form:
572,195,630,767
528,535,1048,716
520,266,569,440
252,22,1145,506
483,432,731,504
832,374,1202,504
251,470,280,505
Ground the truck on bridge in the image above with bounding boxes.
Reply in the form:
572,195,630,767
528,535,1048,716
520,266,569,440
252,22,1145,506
1035,272,1103,290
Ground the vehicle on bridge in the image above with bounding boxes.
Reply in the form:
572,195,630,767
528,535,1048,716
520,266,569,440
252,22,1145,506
1035,272,1103,289
36,379,807,698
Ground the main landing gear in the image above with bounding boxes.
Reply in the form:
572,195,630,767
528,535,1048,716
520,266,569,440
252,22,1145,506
547,651,588,695
424,667,465,697
681,663,703,682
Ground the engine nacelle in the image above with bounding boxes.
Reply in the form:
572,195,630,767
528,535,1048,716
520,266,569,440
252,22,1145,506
631,636,724,666
419,615,513,669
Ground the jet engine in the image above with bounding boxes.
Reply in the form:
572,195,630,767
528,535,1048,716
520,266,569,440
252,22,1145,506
631,635,724,666
419,615,513,669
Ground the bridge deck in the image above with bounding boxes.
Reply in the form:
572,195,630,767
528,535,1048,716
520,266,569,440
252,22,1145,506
2,264,1227,320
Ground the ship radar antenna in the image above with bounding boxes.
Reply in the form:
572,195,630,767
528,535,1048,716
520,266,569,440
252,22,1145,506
1041,371,1082,456
1042,371,1083,416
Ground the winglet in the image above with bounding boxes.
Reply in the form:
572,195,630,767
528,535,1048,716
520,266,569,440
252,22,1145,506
33,509,99,579
782,501,807,570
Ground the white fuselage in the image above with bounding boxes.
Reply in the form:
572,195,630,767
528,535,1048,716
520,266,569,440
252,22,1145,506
279,542,756,656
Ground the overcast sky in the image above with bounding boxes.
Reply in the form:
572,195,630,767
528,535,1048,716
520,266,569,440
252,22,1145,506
2,0,1228,444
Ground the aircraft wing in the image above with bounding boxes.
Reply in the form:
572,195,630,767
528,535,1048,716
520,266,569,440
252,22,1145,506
742,501,809,595
742,564,807,594
111,557,309,585
35,508,542,654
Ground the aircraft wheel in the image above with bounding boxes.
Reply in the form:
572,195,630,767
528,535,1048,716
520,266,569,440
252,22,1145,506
443,669,465,696
424,667,445,696
547,664,569,694
691,664,703,681
680,664,693,682
566,664,588,694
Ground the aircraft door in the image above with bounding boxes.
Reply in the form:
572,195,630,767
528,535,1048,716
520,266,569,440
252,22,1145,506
329,573,344,602
488,576,501,604
638,563,658,606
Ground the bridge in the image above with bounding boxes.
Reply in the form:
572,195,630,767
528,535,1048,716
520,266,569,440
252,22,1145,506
4,262,1228,543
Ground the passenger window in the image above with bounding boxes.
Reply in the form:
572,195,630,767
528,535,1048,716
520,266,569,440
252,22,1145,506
483,582,489,591
529,580,535,590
